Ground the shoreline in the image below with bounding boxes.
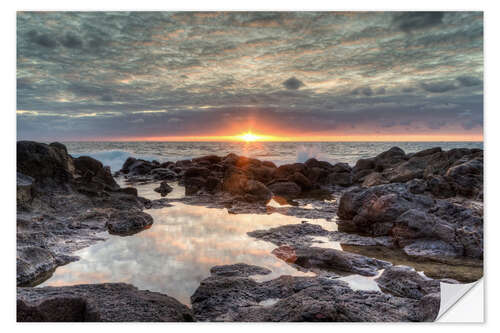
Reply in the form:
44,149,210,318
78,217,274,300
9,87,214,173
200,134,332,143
16,141,483,322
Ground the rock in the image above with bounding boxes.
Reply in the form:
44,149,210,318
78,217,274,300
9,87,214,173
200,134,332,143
106,211,153,236
403,240,461,259
16,142,156,286
262,161,277,168
418,292,440,322
242,180,272,203
337,183,483,259
427,175,456,198
272,245,297,263
248,222,329,247
191,264,434,322
361,172,388,187
17,246,59,286
354,157,375,171
120,157,156,176
74,156,118,190
154,181,173,197
17,141,75,186
327,172,353,187
184,177,206,195
210,263,271,277
268,181,302,198
406,178,427,194
375,266,440,299
293,247,391,276
17,172,34,209
150,168,177,180
17,283,194,322
373,147,406,171
184,167,211,178
290,172,313,190
445,157,483,198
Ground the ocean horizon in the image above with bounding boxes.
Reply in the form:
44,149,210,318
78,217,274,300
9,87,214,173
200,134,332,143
56,140,484,172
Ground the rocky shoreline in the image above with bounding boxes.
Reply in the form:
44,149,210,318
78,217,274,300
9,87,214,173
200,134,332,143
16,141,483,322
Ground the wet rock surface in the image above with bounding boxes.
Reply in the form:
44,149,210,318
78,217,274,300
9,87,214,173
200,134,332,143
337,183,483,259
191,263,437,322
17,143,483,321
17,283,194,322
17,141,153,286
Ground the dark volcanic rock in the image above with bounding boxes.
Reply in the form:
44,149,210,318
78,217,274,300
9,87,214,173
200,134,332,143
17,141,152,285
210,263,272,277
17,172,34,209
268,181,302,198
17,141,75,187
337,183,483,259
191,264,436,322
106,211,154,236
154,181,173,197
17,283,194,322
375,266,440,300
293,247,391,276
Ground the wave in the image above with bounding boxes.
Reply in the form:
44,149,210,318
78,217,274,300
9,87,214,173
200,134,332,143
296,145,324,163
71,150,165,172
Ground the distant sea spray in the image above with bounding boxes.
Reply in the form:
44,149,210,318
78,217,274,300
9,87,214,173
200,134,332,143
72,150,165,172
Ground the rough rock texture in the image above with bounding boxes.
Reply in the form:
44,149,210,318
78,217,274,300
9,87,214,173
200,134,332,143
154,181,173,197
337,183,483,259
17,141,153,286
292,247,391,276
191,264,437,322
106,211,154,236
17,283,194,322
375,266,441,300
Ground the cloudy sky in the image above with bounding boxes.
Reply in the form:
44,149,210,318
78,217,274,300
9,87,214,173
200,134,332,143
17,11,483,141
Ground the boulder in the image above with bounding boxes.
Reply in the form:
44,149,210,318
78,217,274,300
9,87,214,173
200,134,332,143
327,172,353,187
268,181,302,198
375,266,440,300
337,183,483,259
191,264,434,322
17,141,75,186
154,181,173,197
74,156,118,190
106,211,154,236
17,283,194,322
292,246,391,276
17,172,34,209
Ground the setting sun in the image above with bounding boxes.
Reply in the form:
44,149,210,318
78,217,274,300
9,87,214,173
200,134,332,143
240,132,259,142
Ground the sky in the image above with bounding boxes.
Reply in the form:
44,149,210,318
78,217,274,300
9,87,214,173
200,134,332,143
16,11,483,141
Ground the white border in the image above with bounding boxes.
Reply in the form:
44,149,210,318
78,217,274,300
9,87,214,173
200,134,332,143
3,1,498,331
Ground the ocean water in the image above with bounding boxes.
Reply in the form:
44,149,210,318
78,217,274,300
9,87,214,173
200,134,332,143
63,141,483,172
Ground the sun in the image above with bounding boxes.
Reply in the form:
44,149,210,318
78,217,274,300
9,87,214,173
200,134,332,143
240,132,259,142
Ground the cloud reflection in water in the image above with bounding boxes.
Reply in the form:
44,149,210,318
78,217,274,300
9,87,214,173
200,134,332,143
40,202,336,304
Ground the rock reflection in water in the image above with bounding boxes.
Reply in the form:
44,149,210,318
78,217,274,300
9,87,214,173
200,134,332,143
39,202,337,305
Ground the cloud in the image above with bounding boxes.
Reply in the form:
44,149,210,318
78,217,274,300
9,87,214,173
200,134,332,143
456,75,482,87
61,33,83,48
15,12,483,140
27,30,57,48
351,87,373,96
420,81,459,93
282,77,305,90
393,12,445,32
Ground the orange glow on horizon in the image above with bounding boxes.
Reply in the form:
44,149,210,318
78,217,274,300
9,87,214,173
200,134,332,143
91,132,484,142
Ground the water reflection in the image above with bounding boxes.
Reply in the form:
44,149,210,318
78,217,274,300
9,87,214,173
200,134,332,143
40,202,333,305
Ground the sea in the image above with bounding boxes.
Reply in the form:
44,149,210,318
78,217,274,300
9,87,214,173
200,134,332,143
63,141,484,172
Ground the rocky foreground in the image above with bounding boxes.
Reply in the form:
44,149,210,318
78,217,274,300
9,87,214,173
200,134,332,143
17,141,483,322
